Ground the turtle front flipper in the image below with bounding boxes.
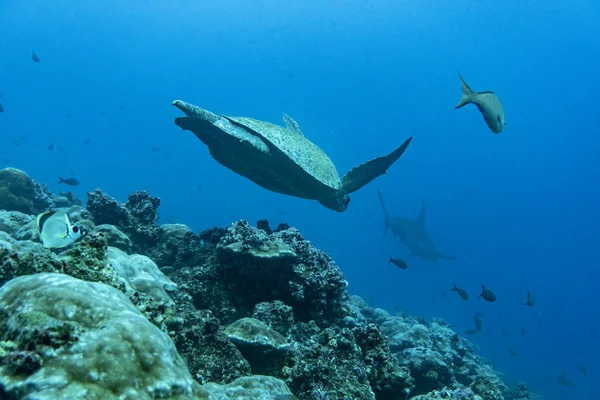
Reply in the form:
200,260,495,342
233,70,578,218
173,100,219,123
340,137,412,195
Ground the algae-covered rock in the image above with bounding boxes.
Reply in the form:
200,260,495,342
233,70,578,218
202,375,294,399
252,301,295,336
0,168,36,214
0,273,208,400
107,246,176,303
94,224,132,251
0,211,32,236
225,317,290,376
13,218,39,242
169,290,252,385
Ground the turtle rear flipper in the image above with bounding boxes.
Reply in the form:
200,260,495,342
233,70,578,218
340,137,412,195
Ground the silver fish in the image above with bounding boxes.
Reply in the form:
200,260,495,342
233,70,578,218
455,73,505,134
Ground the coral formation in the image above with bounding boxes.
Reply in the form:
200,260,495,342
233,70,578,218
0,173,543,400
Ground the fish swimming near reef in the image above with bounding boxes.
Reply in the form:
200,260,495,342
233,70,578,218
524,292,536,306
58,176,79,186
389,256,408,270
451,283,469,300
479,284,497,302
455,72,505,134
377,190,455,263
36,210,86,248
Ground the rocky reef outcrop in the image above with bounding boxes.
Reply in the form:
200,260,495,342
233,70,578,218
0,168,543,400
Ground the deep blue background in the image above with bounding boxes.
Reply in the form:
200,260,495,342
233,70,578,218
1,1,598,398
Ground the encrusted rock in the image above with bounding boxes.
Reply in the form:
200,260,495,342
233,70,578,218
225,317,290,375
0,273,207,399
94,224,132,251
0,168,36,214
252,301,295,336
169,290,251,385
0,211,32,236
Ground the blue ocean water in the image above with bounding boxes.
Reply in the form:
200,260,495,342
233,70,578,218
1,0,598,398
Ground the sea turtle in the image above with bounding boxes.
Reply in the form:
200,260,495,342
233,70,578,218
172,100,412,212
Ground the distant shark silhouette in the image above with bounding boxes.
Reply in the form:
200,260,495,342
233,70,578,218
377,190,456,263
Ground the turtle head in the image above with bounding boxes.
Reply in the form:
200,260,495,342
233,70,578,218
318,192,350,213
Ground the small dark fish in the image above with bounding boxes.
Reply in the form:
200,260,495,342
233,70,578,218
578,364,587,375
474,313,483,332
82,139,91,145
431,296,436,304
556,373,574,387
524,292,536,306
58,176,79,186
31,50,40,63
451,282,469,300
479,284,496,302
520,328,527,337
151,146,161,152
502,331,511,337
0,103,4,113
465,329,477,335
509,346,518,356
389,256,408,270
47,143,54,150
10,139,21,147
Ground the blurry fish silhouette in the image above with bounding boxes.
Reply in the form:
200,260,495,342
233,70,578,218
520,328,527,337
31,49,40,63
474,313,483,332
479,284,496,302
48,143,54,150
377,190,455,263
556,373,574,387
524,292,536,306
58,176,79,186
465,329,477,335
0,103,3,113
82,139,91,145
577,364,587,375
389,256,408,270
509,346,518,356
36,210,86,248
455,72,505,133
451,283,469,300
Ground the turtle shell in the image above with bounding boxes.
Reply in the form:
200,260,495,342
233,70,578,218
224,116,341,197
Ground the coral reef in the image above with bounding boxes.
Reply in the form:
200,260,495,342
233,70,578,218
86,189,203,268
0,174,544,400
0,273,204,399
